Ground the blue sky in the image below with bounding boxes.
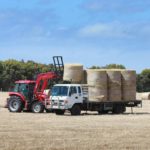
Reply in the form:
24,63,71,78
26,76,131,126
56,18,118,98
0,0,150,72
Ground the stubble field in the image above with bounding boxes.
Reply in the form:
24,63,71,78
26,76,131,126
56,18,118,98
0,92,150,150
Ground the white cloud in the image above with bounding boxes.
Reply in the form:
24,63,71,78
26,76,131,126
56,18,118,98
78,21,150,39
83,0,150,13
78,22,130,38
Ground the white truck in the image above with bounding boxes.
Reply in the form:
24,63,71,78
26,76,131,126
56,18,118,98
50,84,142,115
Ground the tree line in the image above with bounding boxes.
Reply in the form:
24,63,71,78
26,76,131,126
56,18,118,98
0,59,52,91
0,60,149,92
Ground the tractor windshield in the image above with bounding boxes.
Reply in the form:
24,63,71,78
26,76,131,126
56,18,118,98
12,83,28,93
51,86,69,96
12,83,20,92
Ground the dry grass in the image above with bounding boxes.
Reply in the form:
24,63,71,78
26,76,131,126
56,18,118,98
0,92,150,150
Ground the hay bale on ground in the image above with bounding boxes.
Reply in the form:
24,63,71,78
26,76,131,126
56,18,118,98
141,92,150,100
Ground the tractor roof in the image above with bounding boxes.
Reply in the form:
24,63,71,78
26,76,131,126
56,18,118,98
15,80,36,84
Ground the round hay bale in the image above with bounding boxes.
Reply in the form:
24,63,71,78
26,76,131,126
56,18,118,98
63,64,83,83
121,70,136,101
141,92,150,100
107,70,122,101
87,69,107,102
88,86,107,102
81,70,87,84
87,69,107,85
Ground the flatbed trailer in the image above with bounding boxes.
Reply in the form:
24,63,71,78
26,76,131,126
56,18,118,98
81,100,142,114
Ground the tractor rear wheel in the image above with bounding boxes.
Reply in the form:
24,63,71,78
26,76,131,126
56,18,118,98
31,101,44,113
8,96,23,112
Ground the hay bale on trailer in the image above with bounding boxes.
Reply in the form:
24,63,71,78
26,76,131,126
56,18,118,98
107,70,122,101
87,69,107,102
121,70,136,101
63,64,83,83
81,70,87,84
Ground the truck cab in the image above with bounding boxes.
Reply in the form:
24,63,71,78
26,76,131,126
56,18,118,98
50,84,87,115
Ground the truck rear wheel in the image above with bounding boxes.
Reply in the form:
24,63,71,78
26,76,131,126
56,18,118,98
8,96,23,112
31,101,44,113
98,110,109,114
71,105,81,116
55,110,65,115
113,105,126,114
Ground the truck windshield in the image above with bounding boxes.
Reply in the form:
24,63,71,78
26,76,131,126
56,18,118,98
51,86,69,96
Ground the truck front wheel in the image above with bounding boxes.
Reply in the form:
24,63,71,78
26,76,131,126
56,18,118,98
71,105,81,116
55,110,65,115
8,96,23,112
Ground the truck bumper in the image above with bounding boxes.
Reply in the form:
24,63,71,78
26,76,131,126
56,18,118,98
52,105,66,110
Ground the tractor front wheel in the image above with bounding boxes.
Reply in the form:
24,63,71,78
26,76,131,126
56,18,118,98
31,101,44,113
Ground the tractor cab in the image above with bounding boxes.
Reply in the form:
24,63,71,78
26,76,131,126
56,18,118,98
10,80,36,101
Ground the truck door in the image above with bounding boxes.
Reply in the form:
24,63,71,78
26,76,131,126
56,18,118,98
69,86,82,104
77,86,83,102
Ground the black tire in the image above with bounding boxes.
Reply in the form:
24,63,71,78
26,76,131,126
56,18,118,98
98,110,109,114
113,105,125,114
55,110,65,115
121,106,126,113
71,105,81,116
45,109,54,113
8,96,23,112
31,101,44,113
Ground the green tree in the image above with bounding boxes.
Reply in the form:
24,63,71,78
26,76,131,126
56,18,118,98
136,74,143,92
0,59,51,91
90,64,126,69
103,64,126,69
137,69,150,92
90,66,101,69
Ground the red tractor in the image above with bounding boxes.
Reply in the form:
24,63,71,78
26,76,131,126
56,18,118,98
7,56,64,113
